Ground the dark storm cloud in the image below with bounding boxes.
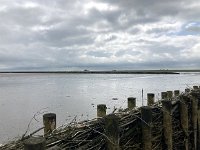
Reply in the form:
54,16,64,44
0,0,200,70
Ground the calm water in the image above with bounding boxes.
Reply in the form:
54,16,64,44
0,73,200,143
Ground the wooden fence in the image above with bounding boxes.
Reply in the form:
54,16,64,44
1,86,200,150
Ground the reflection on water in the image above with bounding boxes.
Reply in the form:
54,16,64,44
0,73,200,143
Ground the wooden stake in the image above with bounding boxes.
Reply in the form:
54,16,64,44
174,90,180,97
127,97,136,110
193,86,199,90
191,91,200,149
190,94,198,149
180,95,189,150
197,96,200,150
167,91,173,100
43,113,56,135
97,104,106,117
162,100,172,150
104,114,120,150
161,92,167,100
147,93,155,106
141,106,152,150
24,137,45,150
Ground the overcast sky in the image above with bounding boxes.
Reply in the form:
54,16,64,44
0,0,200,71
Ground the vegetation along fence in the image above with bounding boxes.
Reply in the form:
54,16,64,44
1,86,200,150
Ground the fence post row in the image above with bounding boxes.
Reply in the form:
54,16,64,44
22,87,200,150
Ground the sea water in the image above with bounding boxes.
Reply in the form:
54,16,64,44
0,73,200,143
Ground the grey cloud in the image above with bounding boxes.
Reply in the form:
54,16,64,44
41,26,94,47
87,50,112,58
0,0,200,70
86,4,159,33
185,26,200,33
115,50,141,57
0,6,43,27
143,43,184,55
127,27,140,35
98,0,200,22
0,45,84,71
146,28,173,35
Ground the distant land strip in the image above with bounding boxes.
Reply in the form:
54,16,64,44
1,70,200,74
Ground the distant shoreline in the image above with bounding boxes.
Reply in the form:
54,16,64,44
1,69,200,74
0,71,179,74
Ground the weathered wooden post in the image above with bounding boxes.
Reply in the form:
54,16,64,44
190,93,198,149
180,95,189,150
141,106,152,150
197,95,200,150
185,88,190,93
127,97,136,110
193,86,199,90
43,113,56,134
161,92,167,100
167,91,173,100
97,104,106,117
147,93,155,106
104,114,120,150
24,137,45,150
174,90,180,97
162,100,172,150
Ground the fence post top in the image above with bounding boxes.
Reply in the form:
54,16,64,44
147,93,154,96
128,97,136,100
97,104,107,109
97,104,106,106
43,113,56,118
